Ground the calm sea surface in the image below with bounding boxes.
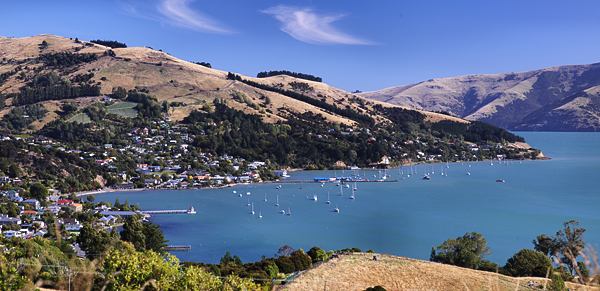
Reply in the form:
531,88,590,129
97,132,600,265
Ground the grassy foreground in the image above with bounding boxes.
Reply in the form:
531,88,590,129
281,253,598,291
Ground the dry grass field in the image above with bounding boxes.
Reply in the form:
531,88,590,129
281,253,597,291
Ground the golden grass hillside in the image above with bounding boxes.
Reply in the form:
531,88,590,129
0,34,467,128
283,253,597,291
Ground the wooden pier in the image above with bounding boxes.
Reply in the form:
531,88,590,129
142,210,189,214
163,245,191,251
276,179,398,184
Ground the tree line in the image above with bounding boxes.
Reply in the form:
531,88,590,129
257,70,322,82
90,39,127,48
430,220,589,289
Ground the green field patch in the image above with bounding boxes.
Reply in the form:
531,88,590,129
107,102,138,118
68,113,91,124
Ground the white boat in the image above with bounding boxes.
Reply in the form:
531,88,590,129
338,184,343,196
467,172,471,175
239,193,242,197
251,203,254,215
423,174,431,180
353,182,357,191
334,205,339,213
327,192,330,204
246,186,251,195
321,183,324,187
287,207,291,216
345,184,350,188
232,190,236,194
264,193,267,201
247,199,250,206
276,195,279,206
350,188,355,199
313,194,317,201
280,209,285,214
259,212,262,218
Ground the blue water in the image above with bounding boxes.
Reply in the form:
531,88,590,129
97,132,600,265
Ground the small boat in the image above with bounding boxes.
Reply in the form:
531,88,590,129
321,183,324,187
264,193,267,202
345,184,350,188
423,174,431,180
496,179,505,182
467,172,471,175
276,195,279,206
327,192,330,204
280,209,285,214
247,199,250,206
334,205,339,213
246,186,251,195
232,190,236,194
276,185,280,189
259,212,262,218
251,203,254,215
239,193,242,197
353,182,357,191
313,194,317,201
287,207,291,216
350,188,355,199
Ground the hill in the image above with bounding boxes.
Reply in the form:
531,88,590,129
359,63,600,131
0,34,463,130
283,252,597,291
0,34,538,173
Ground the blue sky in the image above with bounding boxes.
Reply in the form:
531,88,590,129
1,0,600,92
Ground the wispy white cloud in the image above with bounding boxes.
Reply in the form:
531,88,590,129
262,5,374,45
118,0,234,34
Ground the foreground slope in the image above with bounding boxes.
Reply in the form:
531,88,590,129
284,253,596,291
360,63,600,131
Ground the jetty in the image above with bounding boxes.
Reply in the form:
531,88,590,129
275,179,398,184
142,206,196,215
162,245,191,251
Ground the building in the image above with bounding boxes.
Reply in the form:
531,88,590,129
69,203,83,213
23,199,41,210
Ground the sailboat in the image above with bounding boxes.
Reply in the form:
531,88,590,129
327,191,330,204
251,203,254,215
287,207,291,216
246,186,251,195
313,194,317,201
338,184,343,196
334,205,339,213
353,182,357,191
264,193,267,202
446,160,449,168
276,195,279,206
350,188,355,199
280,209,285,214
247,199,250,206
259,211,262,218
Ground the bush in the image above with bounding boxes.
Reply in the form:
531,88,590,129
504,249,551,277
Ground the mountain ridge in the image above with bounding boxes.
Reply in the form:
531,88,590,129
359,62,600,131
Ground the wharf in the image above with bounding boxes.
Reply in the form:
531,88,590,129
163,245,191,251
276,179,398,183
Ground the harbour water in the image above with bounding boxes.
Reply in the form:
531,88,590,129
97,132,600,265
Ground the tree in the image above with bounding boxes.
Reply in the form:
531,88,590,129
277,244,294,257
120,217,145,252
533,220,586,276
86,195,95,202
504,249,552,277
8,163,20,178
77,223,118,259
28,183,48,200
431,232,491,269
162,100,169,113
142,220,168,253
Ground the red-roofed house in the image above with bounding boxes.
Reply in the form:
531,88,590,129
57,199,73,205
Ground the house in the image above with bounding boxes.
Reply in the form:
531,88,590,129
0,176,9,182
3,230,22,239
0,216,21,226
23,199,41,209
144,179,159,186
69,203,83,213
44,205,62,214
115,183,134,190
101,96,112,102
57,199,73,206
273,170,288,177
99,211,137,219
